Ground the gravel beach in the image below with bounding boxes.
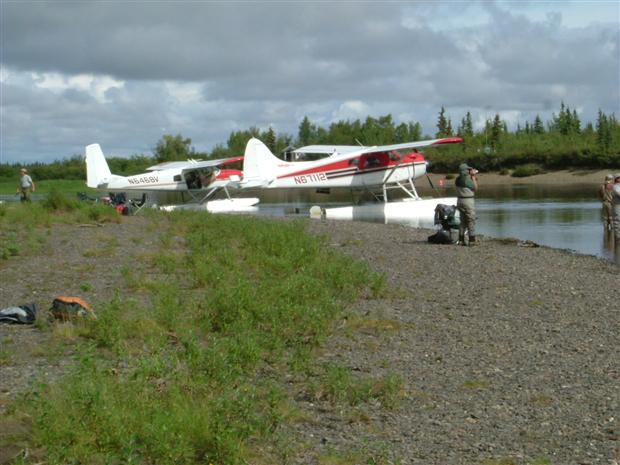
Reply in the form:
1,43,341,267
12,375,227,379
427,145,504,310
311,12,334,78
1,213,619,465
295,219,619,465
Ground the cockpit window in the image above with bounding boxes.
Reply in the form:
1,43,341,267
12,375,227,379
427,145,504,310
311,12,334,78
364,156,380,168
184,167,218,190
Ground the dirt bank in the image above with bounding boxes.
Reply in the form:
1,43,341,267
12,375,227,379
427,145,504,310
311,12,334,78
428,169,618,186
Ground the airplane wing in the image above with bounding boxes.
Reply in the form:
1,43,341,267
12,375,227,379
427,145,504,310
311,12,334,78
146,156,244,172
293,145,362,156
356,137,463,156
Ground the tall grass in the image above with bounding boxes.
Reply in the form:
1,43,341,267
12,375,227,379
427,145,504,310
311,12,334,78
0,195,120,260
0,179,92,195
16,212,384,464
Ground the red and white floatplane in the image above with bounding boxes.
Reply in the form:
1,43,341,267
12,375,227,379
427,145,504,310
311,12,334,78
240,136,462,226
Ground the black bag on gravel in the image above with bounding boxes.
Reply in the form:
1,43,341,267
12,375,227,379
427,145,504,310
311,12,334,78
427,229,454,244
0,303,38,324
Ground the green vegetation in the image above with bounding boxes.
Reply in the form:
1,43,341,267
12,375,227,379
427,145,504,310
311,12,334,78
0,179,94,195
510,163,545,177
1,103,618,184
309,363,405,409
0,196,119,260
1,207,398,464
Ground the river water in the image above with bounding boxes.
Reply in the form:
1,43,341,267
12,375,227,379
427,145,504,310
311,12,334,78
253,183,617,263
1,183,617,262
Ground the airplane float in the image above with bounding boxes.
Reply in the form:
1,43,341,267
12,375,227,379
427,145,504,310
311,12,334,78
84,144,259,212
240,136,463,226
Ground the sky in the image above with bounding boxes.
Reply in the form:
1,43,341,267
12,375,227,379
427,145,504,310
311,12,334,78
1,0,619,164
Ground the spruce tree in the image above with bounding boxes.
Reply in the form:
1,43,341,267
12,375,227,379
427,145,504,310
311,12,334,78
490,113,503,148
533,115,545,134
596,109,611,154
265,127,277,153
436,106,449,137
298,116,315,146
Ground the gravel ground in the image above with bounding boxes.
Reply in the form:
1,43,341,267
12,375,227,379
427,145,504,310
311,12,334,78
0,218,160,414
1,216,619,465
291,219,619,465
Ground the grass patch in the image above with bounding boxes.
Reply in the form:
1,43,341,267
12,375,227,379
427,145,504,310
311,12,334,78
462,379,489,390
0,347,13,366
0,179,92,195
0,199,120,261
310,363,405,409
511,163,545,177
10,212,384,464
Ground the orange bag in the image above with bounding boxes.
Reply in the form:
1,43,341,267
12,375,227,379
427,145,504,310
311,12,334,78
50,296,96,321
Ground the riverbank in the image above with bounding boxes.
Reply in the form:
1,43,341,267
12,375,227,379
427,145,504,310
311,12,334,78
428,168,618,186
297,219,619,464
1,214,618,464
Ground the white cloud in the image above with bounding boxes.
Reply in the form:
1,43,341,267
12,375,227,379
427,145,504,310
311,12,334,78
0,1,618,162
332,101,372,121
32,72,124,104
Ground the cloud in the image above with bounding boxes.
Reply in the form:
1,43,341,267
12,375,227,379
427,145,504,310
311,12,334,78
1,1,618,163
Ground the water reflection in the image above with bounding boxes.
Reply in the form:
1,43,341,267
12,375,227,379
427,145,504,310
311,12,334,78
254,183,617,263
2,183,617,263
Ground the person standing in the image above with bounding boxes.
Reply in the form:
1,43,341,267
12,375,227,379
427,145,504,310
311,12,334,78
455,163,479,246
16,168,35,202
598,174,614,231
612,173,620,243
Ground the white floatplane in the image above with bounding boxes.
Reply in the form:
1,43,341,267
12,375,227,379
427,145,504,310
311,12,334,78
241,136,462,225
84,144,259,213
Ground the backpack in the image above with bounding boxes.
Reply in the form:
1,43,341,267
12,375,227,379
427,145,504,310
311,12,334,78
50,296,96,321
427,228,454,245
434,204,460,230
0,303,38,324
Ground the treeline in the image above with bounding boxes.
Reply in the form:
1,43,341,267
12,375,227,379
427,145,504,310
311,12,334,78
0,154,154,182
1,102,618,181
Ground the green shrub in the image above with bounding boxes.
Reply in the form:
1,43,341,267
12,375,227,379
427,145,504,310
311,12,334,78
42,188,77,211
511,163,545,177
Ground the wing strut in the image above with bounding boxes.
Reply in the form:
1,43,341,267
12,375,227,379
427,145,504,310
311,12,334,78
378,154,421,203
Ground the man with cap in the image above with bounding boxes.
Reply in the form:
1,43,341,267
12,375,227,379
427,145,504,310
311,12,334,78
612,173,620,243
598,174,614,231
455,162,479,245
16,168,35,202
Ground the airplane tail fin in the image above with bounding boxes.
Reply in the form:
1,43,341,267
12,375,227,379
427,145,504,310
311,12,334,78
85,144,112,188
242,138,282,187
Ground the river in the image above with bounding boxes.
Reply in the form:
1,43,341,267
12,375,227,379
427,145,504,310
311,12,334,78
1,183,617,262
253,183,617,263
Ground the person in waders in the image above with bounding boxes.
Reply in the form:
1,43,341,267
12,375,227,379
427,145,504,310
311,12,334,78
598,174,614,231
455,163,479,246
16,168,35,202
612,174,620,243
